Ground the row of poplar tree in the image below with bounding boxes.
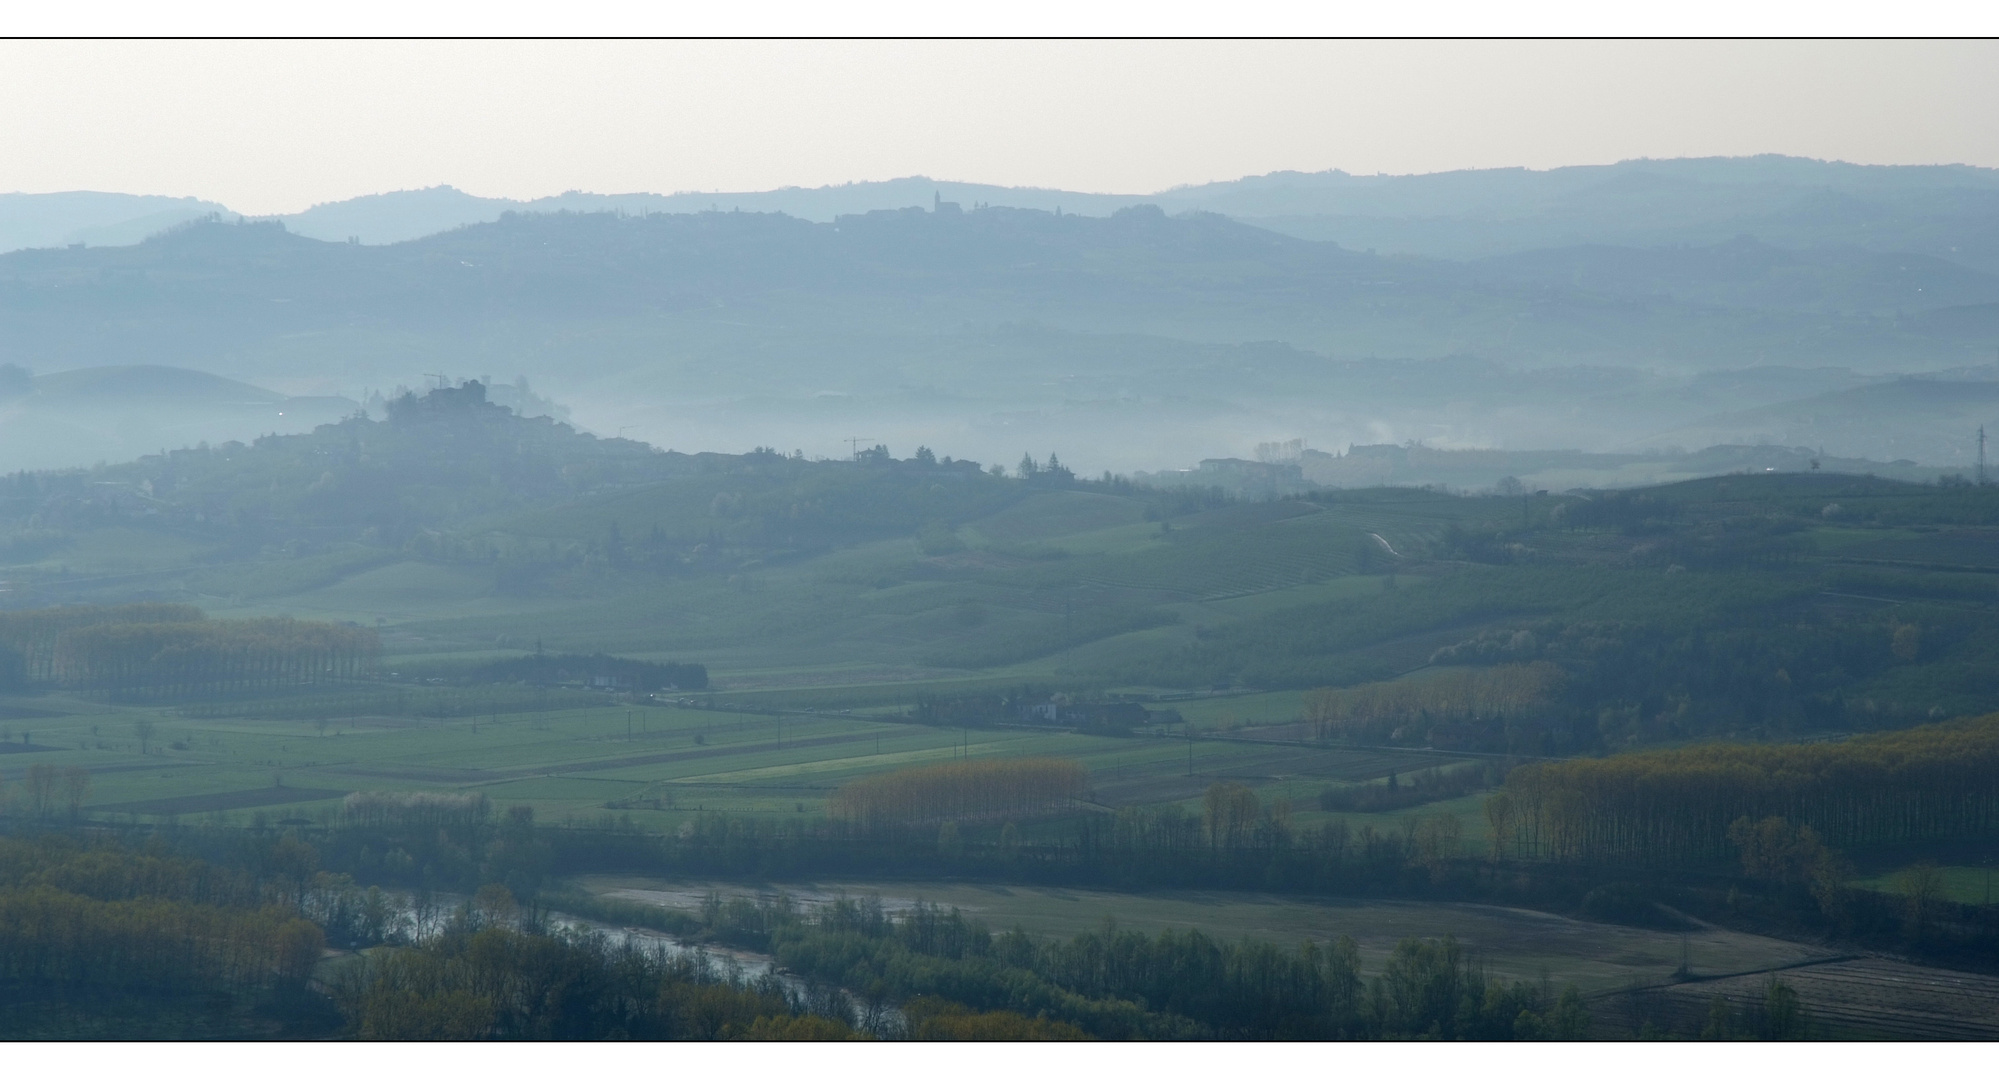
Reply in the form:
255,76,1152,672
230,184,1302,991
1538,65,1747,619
0,603,378,697
1492,713,1999,864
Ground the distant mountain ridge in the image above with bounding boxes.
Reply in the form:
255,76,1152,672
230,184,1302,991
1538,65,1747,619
0,192,231,253
1470,237,1999,316
10,155,1999,271
0,364,358,472
1163,156,1999,271
31,364,284,404
2,170,1995,475
269,181,1136,246
8,204,1989,381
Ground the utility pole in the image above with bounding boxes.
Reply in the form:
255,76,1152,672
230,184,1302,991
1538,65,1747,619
1980,426,1988,487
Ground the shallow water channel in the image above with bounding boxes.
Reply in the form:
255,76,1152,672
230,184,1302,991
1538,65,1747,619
366,890,898,1034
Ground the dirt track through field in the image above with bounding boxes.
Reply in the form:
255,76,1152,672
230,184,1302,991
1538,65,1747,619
1086,742,1471,806
332,729,909,787
90,786,349,816
78,760,213,775
1605,956,1999,1039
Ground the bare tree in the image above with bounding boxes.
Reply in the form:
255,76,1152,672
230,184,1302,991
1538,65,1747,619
1903,862,1947,943
474,883,519,931
1484,792,1517,861
25,764,55,818
133,718,155,755
360,886,393,944
62,767,90,822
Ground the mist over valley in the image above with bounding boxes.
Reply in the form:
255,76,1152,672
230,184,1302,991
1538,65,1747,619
4,154,1998,481
7,144,1999,1042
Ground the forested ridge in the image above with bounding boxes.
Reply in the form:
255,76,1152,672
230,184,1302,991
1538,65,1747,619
0,382,1049,603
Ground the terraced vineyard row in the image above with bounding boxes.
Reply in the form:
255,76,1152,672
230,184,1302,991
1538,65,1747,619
1314,503,1461,554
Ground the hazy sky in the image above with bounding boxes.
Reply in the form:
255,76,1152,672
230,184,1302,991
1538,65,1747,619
4,39,1997,215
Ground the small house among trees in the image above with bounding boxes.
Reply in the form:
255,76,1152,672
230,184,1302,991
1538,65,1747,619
470,651,707,692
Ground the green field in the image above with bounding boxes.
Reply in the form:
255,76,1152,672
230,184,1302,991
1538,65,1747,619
9,401,1999,863
8,686,1489,836
1855,864,1999,906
